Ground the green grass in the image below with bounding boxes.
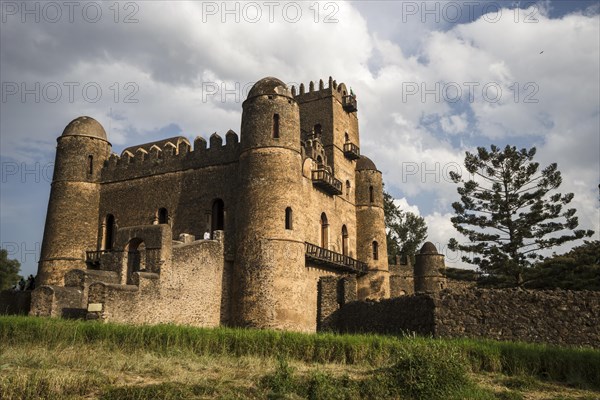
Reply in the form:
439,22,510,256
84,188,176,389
1,315,599,399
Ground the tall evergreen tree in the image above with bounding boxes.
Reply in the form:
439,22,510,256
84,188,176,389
383,189,428,264
448,145,593,286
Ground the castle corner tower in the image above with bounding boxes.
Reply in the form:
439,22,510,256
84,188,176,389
38,116,111,285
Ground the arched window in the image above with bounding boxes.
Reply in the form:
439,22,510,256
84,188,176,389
344,132,349,143
87,155,93,176
212,199,225,232
345,180,351,198
285,207,293,230
320,213,329,249
158,208,168,224
316,155,323,166
313,124,322,137
369,186,374,203
372,241,379,260
342,225,348,256
272,114,280,138
104,214,115,250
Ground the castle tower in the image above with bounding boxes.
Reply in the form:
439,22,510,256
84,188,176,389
294,78,359,202
355,156,389,299
414,242,446,293
37,116,111,285
234,77,308,330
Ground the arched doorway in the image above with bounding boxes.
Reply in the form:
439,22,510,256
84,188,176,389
158,208,168,224
104,214,115,250
126,238,146,284
212,199,225,235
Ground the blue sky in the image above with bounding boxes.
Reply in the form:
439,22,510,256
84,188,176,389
1,0,599,276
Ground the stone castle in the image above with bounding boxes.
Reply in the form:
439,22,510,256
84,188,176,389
31,76,446,332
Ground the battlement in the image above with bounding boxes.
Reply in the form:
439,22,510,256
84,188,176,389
101,130,240,182
292,76,355,109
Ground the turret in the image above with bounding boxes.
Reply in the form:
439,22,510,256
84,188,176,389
414,242,446,293
234,77,309,330
37,116,111,285
355,156,389,299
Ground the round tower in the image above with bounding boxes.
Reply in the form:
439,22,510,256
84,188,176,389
414,242,446,293
355,156,389,299
38,116,111,285
234,77,308,330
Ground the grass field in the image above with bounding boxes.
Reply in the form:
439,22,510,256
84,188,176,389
0,316,599,399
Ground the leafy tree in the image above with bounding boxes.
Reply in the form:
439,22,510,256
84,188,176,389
524,240,600,290
448,145,593,286
383,189,428,265
0,249,21,290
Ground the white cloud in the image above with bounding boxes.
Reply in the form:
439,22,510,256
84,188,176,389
392,197,421,216
440,113,468,134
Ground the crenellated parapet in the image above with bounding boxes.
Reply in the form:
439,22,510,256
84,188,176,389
292,76,355,109
101,132,240,182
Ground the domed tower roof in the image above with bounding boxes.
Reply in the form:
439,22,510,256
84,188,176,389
61,116,107,140
247,77,292,100
356,155,378,171
419,242,439,254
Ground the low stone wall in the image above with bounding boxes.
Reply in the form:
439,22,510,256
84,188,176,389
30,286,84,318
434,288,600,347
0,290,31,315
335,294,435,336
331,289,600,347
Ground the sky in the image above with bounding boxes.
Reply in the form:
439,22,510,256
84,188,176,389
1,0,599,277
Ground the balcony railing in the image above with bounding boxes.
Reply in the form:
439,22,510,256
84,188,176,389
85,250,111,265
311,168,343,195
343,142,360,160
305,242,368,274
342,95,357,112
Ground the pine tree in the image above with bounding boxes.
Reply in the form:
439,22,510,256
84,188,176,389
448,145,593,286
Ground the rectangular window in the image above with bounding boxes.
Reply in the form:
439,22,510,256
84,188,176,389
273,114,280,138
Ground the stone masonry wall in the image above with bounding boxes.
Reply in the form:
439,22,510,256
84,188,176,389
331,289,600,347
334,294,436,335
433,288,600,347
88,238,226,327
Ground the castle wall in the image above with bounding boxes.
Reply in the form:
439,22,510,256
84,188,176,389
432,288,600,347
98,161,238,256
334,295,436,335
389,263,415,296
88,238,226,327
331,289,600,347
